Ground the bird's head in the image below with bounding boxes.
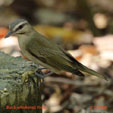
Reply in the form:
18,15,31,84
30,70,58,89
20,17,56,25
5,19,33,38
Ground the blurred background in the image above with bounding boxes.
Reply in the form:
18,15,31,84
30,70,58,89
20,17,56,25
0,0,113,113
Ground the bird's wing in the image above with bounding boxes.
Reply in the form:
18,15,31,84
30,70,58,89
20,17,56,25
26,36,74,70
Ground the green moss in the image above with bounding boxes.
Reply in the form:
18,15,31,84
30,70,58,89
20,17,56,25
0,52,42,113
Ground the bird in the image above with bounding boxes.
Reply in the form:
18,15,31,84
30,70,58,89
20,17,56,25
5,19,107,80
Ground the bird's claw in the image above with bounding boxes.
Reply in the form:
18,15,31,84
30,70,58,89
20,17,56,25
35,70,53,78
21,66,53,83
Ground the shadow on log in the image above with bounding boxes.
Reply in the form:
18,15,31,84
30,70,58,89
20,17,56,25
0,52,42,113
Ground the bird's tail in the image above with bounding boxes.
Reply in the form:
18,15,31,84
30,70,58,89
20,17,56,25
74,60,107,80
61,49,107,80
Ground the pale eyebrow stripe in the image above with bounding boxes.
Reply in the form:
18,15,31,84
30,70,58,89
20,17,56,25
13,21,28,31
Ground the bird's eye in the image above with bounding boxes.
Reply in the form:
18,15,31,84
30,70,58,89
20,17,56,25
15,24,24,32
18,24,24,30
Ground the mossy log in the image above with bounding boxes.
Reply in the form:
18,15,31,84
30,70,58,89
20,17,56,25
0,52,42,113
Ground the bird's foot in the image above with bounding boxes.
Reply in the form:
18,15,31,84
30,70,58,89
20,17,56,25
35,70,53,78
35,66,53,78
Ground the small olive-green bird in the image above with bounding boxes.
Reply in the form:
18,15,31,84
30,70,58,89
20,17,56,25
5,19,107,80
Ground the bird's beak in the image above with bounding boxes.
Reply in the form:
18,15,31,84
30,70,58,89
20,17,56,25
5,31,14,38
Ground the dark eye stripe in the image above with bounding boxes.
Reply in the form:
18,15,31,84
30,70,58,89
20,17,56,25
15,23,26,32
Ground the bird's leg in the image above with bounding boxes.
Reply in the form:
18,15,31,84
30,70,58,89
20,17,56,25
35,66,53,78
35,71,53,78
